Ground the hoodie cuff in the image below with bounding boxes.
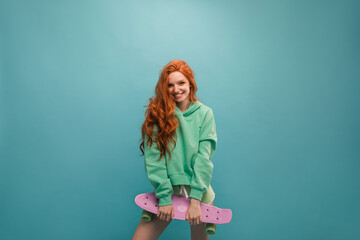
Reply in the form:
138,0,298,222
189,188,203,201
159,194,173,206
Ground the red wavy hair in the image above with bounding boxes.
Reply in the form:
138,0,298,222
140,59,199,161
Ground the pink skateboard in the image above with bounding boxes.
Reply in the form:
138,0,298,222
135,193,232,224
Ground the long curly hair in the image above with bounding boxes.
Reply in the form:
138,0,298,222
139,59,199,161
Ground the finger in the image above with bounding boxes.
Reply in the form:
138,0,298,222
196,216,201,224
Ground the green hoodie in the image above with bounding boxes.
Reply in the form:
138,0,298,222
144,101,217,206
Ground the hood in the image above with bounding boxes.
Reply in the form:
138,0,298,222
175,101,203,117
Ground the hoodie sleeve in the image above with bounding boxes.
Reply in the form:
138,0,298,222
144,127,173,206
189,108,217,201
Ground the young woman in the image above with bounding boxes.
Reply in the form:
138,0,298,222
132,59,217,240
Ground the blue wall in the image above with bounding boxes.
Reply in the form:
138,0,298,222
1,0,359,239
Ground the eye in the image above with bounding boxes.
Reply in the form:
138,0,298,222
179,82,185,85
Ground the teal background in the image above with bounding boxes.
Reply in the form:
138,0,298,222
1,0,359,239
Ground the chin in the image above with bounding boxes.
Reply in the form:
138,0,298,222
173,97,182,103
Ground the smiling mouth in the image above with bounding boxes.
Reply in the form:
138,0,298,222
174,92,183,98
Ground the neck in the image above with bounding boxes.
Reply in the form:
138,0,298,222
177,100,191,113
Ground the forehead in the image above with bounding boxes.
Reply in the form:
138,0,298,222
168,71,188,84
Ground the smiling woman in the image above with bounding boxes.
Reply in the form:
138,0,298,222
168,71,191,112
133,59,218,240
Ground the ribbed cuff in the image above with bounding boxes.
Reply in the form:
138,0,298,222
189,188,203,201
159,194,173,206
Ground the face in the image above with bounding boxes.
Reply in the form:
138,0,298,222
168,71,191,104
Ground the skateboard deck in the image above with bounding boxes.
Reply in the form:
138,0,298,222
135,193,232,224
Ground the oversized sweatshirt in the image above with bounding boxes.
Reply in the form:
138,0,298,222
144,101,217,206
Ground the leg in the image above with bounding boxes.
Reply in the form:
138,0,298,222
190,201,213,240
132,214,172,240
191,223,209,240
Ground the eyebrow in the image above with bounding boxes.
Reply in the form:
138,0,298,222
169,79,185,84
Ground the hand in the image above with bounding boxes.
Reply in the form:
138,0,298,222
186,198,202,225
157,205,174,222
